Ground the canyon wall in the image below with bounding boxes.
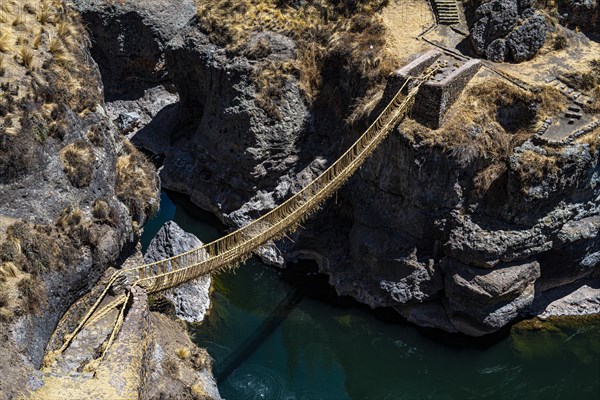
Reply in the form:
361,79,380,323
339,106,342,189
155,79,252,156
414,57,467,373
75,0,600,337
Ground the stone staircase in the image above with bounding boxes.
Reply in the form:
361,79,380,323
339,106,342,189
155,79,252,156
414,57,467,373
433,0,461,25
547,77,594,125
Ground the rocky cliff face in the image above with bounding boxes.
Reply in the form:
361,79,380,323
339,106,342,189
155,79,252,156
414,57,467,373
0,2,159,398
73,0,600,339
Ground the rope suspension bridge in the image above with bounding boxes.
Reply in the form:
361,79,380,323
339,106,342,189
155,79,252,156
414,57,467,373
45,66,440,369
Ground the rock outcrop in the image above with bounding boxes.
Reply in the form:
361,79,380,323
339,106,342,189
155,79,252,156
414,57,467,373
70,0,196,99
145,221,211,323
0,2,160,398
33,259,221,400
558,0,600,33
470,0,547,62
443,258,540,336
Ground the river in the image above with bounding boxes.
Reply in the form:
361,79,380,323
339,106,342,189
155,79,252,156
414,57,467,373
141,191,600,400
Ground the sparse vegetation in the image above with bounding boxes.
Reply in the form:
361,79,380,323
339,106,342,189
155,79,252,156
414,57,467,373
0,201,111,319
163,358,179,376
0,0,160,326
6,222,68,275
60,140,95,188
407,79,566,162
92,199,110,221
18,275,46,313
115,143,159,222
575,127,599,155
196,0,395,115
0,289,14,321
589,86,600,113
0,0,101,184
403,78,568,193
191,347,211,370
515,149,560,181
176,346,191,360
0,1,103,328
562,59,600,92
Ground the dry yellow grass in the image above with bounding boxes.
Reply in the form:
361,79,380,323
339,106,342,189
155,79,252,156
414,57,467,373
0,261,20,280
191,382,209,399
407,79,567,158
56,207,84,230
516,149,559,181
196,0,396,110
38,2,54,24
115,143,159,221
0,29,14,53
60,141,95,188
176,346,191,360
346,82,386,124
0,0,100,129
49,35,63,54
401,78,569,192
17,46,34,70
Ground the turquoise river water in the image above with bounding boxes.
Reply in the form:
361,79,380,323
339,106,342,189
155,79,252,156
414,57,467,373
141,192,600,400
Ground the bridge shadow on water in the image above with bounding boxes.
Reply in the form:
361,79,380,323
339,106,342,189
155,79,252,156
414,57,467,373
214,287,303,381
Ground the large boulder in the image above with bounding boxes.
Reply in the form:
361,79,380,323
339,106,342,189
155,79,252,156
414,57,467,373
470,0,547,62
145,221,211,323
443,258,541,336
506,14,547,62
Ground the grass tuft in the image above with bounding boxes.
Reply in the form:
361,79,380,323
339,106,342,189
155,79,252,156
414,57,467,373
191,382,209,399
48,35,63,55
0,30,14,53
18,46,34,70
176,346,191,360
59,140,95,188
12,13,24,27
56,21,72,39
37,3,53,24
115,142,159,222
0,262,20,280
33,28,43,49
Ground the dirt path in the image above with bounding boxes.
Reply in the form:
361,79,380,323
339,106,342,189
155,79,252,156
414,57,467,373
381,0,435,64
